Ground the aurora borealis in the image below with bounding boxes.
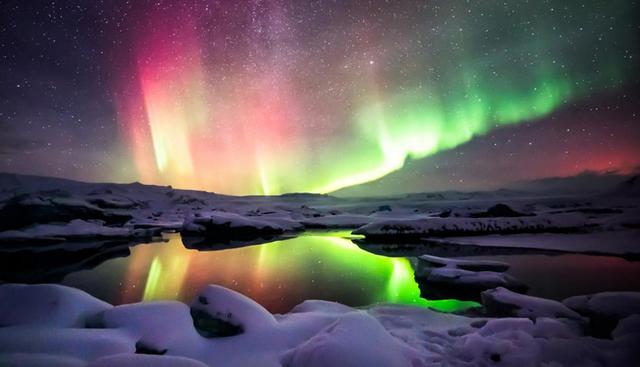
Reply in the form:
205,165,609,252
1,0,639,195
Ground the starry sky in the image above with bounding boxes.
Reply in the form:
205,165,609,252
1,0,639,195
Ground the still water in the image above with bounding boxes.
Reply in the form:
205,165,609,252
57,231,476,313
2,231,639,313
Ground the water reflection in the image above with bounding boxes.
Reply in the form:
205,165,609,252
3,232,640,313
113,232,475,313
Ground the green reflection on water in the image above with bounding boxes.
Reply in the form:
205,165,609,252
138,231,478,313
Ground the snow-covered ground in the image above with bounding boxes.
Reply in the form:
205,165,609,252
0,283,639,367
1,173,640,365
0,172,638,255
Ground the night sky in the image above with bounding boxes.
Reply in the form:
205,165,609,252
1,0,639,195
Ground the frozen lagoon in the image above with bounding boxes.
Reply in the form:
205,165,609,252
2,231,639,313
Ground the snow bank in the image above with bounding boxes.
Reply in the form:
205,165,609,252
0,193,131,231
182,211,301,238
282,312,419,367
1,283,639,366
300,214,373,229
191,285,277,334
0,219,133,243
353,213,587,240
0,284,110,328
612,315,640,338
432,229,640,255
482,287,584,320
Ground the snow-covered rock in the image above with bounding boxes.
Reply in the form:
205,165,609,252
418,254,510,272
414,255,524,301
563,292,640,337
182,211,301,238
191,285,277,335
0,219,133,243
353,213,587,240
95,301,200,353
481,287,584,321
417,267,527,301
0,284,110,328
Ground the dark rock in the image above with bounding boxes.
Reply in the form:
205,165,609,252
190,308,244,338
470,203,531,218
135,341,167,355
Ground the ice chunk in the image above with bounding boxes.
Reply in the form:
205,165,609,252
417,267,527,301
481,287,584,320
418,254,510,272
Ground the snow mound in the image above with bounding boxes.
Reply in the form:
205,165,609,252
1,283,640,367
482,287,584,321
96,301,200,353
191,285,277,335
282,312,418,367
0,283,111,328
